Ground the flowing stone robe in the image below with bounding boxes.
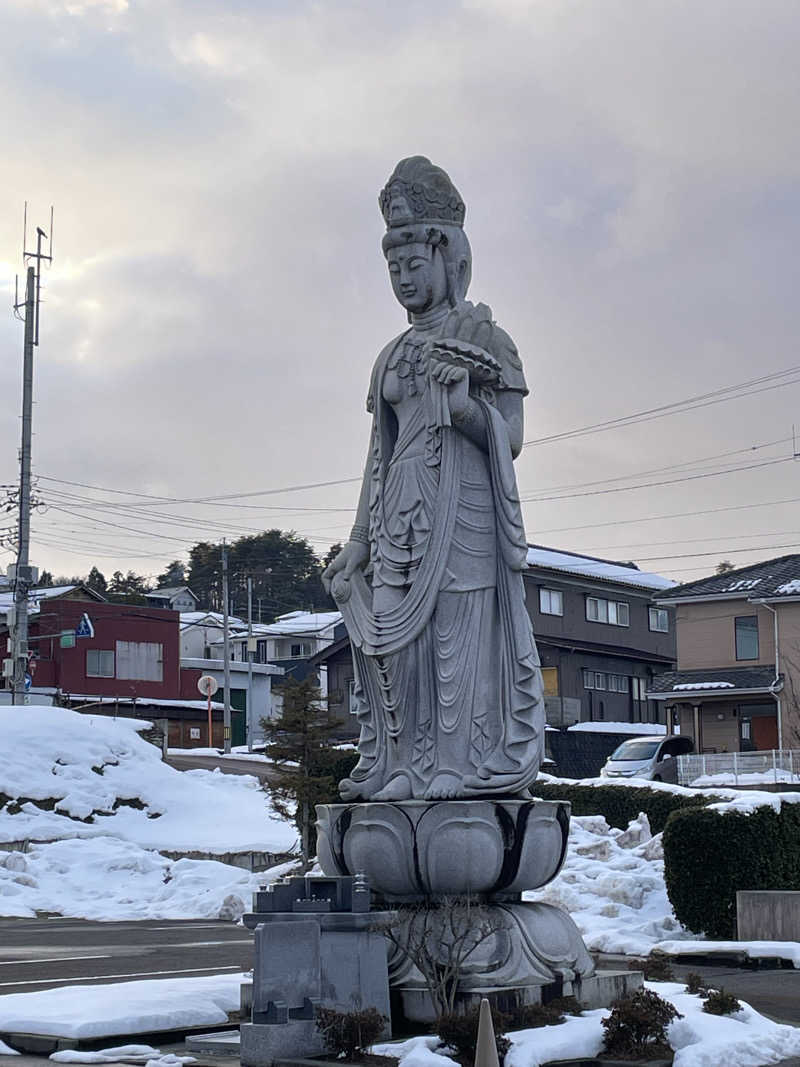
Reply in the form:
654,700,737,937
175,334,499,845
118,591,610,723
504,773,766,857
332,301,544,801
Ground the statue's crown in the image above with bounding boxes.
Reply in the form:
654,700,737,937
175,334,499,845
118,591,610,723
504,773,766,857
380,156,465,230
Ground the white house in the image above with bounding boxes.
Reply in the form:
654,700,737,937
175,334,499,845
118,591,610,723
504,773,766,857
146,586,200,613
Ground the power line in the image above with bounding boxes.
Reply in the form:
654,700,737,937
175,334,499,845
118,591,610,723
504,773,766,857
521,366,800,448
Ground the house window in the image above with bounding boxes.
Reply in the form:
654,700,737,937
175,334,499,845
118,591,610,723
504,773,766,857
586,597,629,626
608,674,629,693
735,616,759,661
86,649,114,678
632,677,647,701
290,641,312,658
348,679,358,715
584,670,606,690
649,607,669,633
539,588,563,616
115,641,163,682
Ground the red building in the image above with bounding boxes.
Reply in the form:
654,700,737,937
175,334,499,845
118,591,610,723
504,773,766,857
1,586,181,702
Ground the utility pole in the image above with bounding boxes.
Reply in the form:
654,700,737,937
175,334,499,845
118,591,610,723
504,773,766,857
8,210,53,706
221,540,232,753
247,576,254,752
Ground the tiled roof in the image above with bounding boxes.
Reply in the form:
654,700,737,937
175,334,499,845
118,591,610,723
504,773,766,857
657,554,800,601
648,667,779,695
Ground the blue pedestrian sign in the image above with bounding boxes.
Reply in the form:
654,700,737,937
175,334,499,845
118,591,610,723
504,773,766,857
24,673,32,691
75,613,94,639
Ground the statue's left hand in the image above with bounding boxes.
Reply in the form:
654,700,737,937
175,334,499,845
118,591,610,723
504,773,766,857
430,358,470,419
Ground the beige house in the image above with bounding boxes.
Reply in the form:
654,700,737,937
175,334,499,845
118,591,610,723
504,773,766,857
647,555,800,753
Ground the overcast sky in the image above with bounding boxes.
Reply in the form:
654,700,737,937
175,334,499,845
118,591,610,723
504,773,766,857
2,0,799,588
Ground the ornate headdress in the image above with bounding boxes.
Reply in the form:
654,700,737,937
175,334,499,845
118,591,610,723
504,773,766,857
379,156,466,230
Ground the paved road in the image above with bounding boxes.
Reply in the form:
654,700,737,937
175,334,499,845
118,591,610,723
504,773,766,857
0,917,253,995
165,753,279,784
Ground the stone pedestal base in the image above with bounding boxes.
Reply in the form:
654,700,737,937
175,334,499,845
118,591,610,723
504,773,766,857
316,798,602,1020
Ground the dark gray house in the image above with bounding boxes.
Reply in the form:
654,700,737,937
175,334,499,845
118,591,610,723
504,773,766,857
313,544,677,735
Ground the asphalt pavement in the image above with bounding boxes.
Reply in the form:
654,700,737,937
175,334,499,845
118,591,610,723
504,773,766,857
0,917,253,995
165,753,279,784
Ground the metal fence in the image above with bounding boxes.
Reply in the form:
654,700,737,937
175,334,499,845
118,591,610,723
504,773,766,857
677,749,800,787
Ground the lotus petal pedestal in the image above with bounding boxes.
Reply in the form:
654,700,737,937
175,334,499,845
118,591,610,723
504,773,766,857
316,798,615,1021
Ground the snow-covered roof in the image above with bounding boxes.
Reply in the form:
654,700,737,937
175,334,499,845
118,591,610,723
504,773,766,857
148,586,197,599
180,611,245,630
247,611,342,637
526,546,677,592
0,584,104,614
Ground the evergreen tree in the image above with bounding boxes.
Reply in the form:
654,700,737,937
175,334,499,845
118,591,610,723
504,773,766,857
86,566,107,596
715,560,735,575
107,570,151,603
156,560,186,587
188,530,332,617
38,570,53,587
260,675,350,869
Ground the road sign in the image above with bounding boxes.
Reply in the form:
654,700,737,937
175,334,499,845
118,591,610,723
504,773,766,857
197,675,219,697
24,673,31,691
60,630,76,649
75,613,94,639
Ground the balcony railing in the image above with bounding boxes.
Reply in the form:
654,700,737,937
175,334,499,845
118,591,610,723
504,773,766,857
677,749,800,787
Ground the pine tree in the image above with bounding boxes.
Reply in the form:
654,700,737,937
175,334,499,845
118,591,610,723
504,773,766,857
86,566,107,595
260,675,349,869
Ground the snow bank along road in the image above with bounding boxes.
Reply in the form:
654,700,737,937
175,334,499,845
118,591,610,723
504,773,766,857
0,917,252,995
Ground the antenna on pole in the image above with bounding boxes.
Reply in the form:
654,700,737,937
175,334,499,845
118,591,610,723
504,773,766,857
7,203,54,706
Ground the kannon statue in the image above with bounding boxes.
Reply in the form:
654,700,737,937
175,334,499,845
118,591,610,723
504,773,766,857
322,156,545,802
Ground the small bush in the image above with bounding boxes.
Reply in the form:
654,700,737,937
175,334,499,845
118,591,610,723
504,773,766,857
509,1002,565,1029
602,989,681,1058
685,972,707,995
532,782,714,834
544,994,584,1017
702,988,741,1016
628,955,675,982
315,1006,387,1059
436,1006,511,1065
663,803,800,939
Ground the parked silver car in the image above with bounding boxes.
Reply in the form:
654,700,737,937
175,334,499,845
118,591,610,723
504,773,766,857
600,734,694,782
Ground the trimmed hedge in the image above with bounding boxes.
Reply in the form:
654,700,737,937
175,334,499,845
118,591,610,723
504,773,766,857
663,802,800,939
532,781,712,834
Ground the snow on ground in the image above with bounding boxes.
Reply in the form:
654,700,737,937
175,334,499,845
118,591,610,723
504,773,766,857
167,747,271,764
566,721,667,735
0,973,246,1039
374,983,800,1067
0,706,299,920
0,1040,19,1055
50,1046,194,1065
0,707,295,854
692,769,800,787
0,840,298,920
525,812,691,955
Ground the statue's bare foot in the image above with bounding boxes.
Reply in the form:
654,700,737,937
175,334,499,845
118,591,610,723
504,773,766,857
424,773,462,799
339,777,368,802
372,774,413,801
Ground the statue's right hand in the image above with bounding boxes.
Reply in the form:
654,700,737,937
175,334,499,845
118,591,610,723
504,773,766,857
321,540,369,595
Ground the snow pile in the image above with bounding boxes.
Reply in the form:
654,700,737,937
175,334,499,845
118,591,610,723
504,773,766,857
0,1040,19,1056
0,973,245,1039
51,1047,194,1065
375,983,800,1067
0,706,295,854
691,769,800,787
525,813,692,954
567,721,666,735
0,840,297,920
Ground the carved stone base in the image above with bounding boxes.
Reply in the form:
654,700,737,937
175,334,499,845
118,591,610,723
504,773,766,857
387,899,594,1020
316,798,570,901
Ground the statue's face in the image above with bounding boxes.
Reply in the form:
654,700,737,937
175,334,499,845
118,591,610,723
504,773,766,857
386,242,448,313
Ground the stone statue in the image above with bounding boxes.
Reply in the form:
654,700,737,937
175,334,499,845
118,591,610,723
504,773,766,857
322,156,545,802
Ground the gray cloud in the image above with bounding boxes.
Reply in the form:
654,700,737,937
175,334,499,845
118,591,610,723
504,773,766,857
1,0,799,582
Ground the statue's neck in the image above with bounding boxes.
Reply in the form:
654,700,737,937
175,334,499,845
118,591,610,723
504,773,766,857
409,303,450,332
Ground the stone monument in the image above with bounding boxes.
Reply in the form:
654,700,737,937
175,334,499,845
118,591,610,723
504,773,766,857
319,156,639,1021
